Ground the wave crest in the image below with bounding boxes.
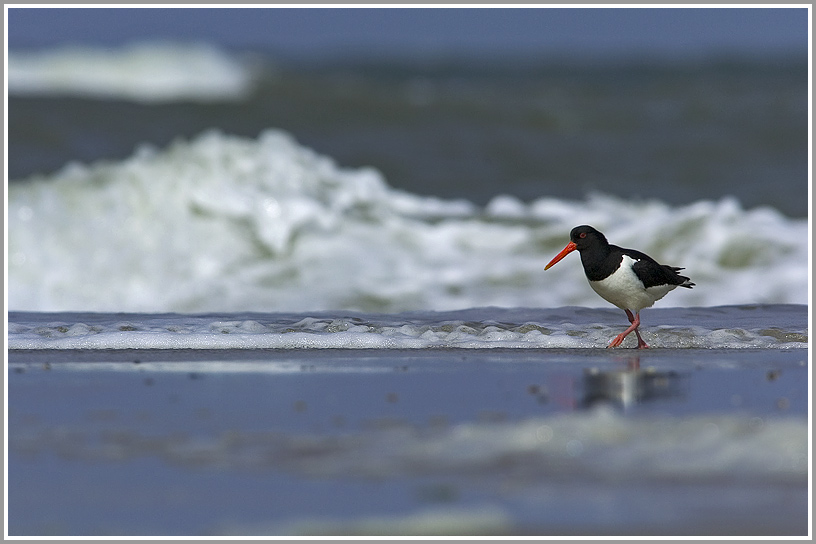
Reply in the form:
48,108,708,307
8,42,262,102
8,129,808,312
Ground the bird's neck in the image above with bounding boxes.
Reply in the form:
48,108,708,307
579,244,617,279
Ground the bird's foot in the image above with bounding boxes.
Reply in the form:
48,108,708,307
607,334,627,348
608,334,649,349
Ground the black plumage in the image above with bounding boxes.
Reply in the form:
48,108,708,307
569,226,694,289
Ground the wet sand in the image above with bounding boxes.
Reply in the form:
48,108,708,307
7,347,809,536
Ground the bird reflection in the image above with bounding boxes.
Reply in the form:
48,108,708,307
580,356,686,410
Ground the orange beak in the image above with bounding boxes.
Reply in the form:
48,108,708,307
545,241,577,270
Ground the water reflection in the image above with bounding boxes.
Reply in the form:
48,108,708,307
580,356,687,410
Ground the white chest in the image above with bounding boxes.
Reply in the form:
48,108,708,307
588,255,676,312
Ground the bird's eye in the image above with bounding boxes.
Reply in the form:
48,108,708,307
579,232,587,239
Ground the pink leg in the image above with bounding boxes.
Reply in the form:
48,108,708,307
628,310,649,349
608,310,649,349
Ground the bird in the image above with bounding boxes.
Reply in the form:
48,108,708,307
545,225,694,349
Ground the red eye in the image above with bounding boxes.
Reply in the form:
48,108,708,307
579,232,586,239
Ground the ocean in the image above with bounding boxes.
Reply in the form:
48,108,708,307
5,41,810,536
6,45,811,314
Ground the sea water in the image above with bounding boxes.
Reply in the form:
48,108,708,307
6,305,809,350
8,44,808,316
7,43,809,218
6,129,809,314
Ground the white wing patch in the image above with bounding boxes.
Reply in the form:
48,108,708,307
588,255,677,312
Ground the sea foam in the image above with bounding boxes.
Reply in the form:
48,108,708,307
6,306,808,350
7,129,809,313
7,42,261,102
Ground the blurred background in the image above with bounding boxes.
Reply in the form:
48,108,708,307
8,7,808,213
6,7,810,312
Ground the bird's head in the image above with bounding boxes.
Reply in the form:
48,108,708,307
545,225,608,270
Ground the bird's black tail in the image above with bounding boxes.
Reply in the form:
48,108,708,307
668,266,694,289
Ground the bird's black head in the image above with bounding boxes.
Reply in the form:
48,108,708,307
569,225,609,251
545,225,611,270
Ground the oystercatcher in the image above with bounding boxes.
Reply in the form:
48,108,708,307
545,225,694,349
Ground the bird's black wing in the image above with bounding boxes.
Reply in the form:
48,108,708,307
623,248,694,289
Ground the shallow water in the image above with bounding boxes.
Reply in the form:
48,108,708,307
7,305,808,350
7,336,809,535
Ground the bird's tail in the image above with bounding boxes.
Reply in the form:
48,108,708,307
669,266,695,289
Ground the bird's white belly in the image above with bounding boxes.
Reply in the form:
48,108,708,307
588,255,676,312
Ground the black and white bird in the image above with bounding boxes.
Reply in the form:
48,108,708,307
545,225,694,349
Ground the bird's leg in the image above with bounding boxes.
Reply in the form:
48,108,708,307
631,312,649,349
608,310,648,349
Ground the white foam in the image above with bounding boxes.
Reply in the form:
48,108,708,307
7,129,808,313
7,42,261,102
6,309,807,350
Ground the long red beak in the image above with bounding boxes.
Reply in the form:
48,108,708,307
545,241,577,270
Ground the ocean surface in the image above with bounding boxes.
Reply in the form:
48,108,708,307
7,42,810,315
5,305,809,350
5,41,811,537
